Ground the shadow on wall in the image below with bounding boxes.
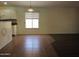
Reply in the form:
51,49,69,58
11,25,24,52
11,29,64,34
76,8,79,33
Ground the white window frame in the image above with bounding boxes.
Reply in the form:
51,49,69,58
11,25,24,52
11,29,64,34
25,12,39,29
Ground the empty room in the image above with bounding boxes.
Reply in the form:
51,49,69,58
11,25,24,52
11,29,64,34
0,1,79,57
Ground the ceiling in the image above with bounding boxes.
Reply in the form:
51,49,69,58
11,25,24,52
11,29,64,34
0,1,79,7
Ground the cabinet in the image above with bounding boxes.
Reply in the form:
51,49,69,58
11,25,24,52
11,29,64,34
0,21,12,49
0,19,17,36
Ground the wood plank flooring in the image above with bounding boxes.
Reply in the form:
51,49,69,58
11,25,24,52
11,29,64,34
0,35,57,57
52,34,79,57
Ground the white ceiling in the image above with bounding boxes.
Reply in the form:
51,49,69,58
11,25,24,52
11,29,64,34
1,1,79,7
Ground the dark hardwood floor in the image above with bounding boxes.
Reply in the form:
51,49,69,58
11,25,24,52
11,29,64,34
0,35,57,57
52,34,79,57
0,34,79,57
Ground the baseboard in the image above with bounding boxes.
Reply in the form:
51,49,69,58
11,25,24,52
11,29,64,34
17,34,51,35
50,33,79,35
17,32,79,35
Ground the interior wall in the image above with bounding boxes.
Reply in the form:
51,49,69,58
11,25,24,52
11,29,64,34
49,7,78,34
0,6,79,34
16,7,79,34
15,7,53,34
0,6,16,19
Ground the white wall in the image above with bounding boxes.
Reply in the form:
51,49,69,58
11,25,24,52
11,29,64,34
0,6,16,19
15,7,79,34
49,7,78,34
0,6,79,34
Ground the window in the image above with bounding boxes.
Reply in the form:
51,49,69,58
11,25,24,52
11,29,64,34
25,12,39,28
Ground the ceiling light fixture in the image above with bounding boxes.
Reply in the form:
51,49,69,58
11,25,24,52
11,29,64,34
4,2,7,5
28,8,34,12
27,1,34,12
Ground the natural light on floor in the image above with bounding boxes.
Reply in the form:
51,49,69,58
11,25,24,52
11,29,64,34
24,36,40,51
